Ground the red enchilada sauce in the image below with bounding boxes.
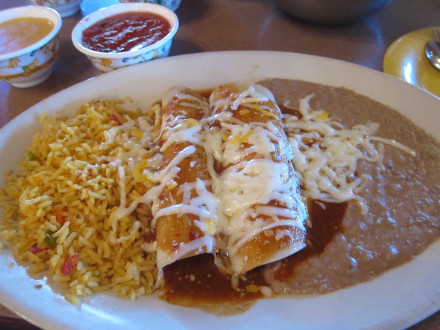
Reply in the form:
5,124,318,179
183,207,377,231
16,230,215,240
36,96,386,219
82,12,171,53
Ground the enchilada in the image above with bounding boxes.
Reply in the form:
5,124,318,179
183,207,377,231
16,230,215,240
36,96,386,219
153,87,222,270
207,83,308,274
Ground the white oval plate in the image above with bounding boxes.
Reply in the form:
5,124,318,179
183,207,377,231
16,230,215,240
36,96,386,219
1,51,440,330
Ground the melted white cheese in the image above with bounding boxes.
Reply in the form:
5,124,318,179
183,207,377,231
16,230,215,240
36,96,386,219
94,114,156,245
219,159,292,216
283,94,415,213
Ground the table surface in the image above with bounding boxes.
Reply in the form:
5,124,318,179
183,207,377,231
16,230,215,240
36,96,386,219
0,0,439,328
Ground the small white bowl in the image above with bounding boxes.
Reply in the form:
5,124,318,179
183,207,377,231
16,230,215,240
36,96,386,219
0,6,62,88
28,0,82,18
71,3,179,73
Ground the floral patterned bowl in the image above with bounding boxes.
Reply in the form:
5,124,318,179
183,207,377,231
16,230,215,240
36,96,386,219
71,3,179,73
28,0,82,17
0,6,62,88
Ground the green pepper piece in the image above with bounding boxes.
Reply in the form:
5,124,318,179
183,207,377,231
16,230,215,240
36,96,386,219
45,230,57,249
27,151,37,161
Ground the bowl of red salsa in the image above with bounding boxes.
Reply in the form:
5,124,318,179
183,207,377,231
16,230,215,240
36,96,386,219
71,3,179,72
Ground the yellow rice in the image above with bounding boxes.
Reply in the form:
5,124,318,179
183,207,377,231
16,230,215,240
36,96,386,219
0,99,158,304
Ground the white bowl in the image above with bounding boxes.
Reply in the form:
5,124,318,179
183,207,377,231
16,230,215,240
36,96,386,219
28,0,82,17
0,6,62,88
71,3,179,73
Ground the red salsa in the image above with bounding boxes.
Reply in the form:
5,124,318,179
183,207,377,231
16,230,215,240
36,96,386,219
82,11,171,53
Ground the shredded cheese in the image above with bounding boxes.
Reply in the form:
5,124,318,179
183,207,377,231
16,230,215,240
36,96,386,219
283,94,416,213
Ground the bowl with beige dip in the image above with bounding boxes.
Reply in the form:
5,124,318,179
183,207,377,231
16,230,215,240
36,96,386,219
0,6,62,88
